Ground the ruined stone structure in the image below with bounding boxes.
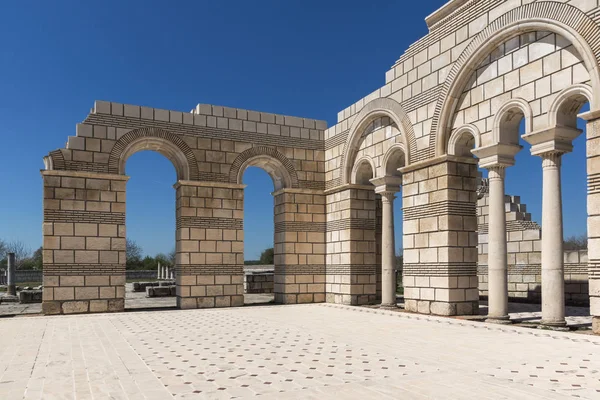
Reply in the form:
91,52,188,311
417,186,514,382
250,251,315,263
42,0,600,333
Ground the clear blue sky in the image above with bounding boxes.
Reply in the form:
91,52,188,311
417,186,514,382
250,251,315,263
0,0,588,259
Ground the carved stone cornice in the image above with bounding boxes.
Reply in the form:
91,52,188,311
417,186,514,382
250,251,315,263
521,126,582,157
471,143,522,169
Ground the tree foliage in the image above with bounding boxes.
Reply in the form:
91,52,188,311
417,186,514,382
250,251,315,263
259,248,274,264
125,239,176,270
0,240,35,269
564,234,587,251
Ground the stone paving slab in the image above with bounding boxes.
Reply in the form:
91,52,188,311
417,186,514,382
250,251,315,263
0,304,599,399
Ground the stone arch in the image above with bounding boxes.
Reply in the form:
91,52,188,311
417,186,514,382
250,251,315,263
45,149,66,171
108,127,199,180
229,146,299,191
548,83,594,129
433,1,600,156
380,143,407,178
351,156,376,185
448,124,481,157
492,98,533,145
340,97,415,185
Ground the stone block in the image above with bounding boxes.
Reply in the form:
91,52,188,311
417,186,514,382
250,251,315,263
198,297,215,308
62,301,89,314
42,301,61,315
90,300,108,313
215,296,231,307
430,301,457,316
107,299,124,312
178,297,198,309
19,290,43,303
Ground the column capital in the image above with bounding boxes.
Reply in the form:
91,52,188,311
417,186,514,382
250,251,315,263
370,176,402,196
541,152,563,169
471,143,521,169
521,126,582,157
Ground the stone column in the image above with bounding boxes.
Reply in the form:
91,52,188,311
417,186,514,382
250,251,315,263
7,253,16,296
371,177,402,308
540,152,566,327
472,144,520,322
523,126,580,329
157,261,162,280
485,167,510,323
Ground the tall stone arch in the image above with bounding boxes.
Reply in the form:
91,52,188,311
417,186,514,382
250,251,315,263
340,98,415,185
433,1,600,156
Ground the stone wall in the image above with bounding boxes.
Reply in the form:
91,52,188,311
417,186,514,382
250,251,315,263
245,273,274,294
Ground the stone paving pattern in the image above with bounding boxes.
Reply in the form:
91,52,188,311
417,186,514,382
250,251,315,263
1,304,599,399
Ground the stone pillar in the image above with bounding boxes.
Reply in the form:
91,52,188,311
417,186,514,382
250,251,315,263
539,153,566,327
174,181,244,309
523,126,581,329
273,189,326,304
326,185,377,305
485,167,510,323
7,253,16,296
401,157,479,316
472,144,520,322
41,170,127,315
585,116,600,334
157,261,162,280
371,177,402,308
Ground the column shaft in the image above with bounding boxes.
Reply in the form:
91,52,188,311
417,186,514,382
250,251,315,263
7,253,16,296
380,192,397,307
541,153,566,327
486,167,509,322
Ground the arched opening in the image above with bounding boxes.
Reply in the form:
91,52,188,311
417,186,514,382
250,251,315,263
340,98,414,186
352,158,375,185
242,166,276,305
381,146,406,302
234,152,298,305
448,125,480,157
123,150,177,310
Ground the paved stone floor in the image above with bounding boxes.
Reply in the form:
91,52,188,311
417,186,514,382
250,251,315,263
1,304,599,399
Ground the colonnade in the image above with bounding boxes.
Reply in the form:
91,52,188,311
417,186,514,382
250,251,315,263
473,127,581,328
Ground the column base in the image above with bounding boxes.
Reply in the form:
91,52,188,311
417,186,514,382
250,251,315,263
592,317,600,335
0,294,19,303
379,303,398,310
538,320,569,331
485,316,512,325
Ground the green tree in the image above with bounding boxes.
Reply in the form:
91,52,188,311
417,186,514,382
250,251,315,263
155,253,171,266
126,239,144,269
259,248,274,264
19,247,43,270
